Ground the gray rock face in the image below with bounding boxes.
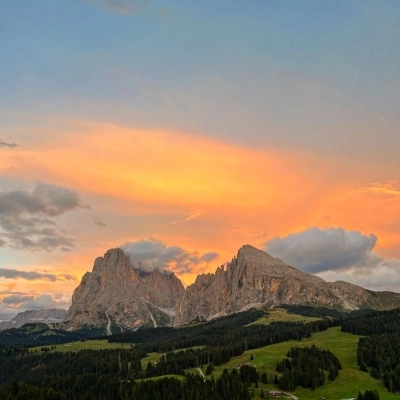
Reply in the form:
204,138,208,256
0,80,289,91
0,309,67,330
64,245,400,331
63,248,185,333
174,245,400,325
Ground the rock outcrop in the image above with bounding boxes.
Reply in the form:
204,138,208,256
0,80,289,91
174,245,400,325
63,248,185,333
0,309,67,331
64,245,400,332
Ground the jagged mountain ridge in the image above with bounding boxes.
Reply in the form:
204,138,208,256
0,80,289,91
64,245,400,332
0,309,67,331
175,245,400,324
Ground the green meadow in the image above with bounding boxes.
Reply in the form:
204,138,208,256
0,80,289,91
29,319,398,400
208,326,395,400
137,374,185,382
131,326,395,399
30,339,132,353
247,308,321,326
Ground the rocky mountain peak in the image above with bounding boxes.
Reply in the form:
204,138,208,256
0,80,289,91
237,244,275,260
64,247,185,333
93,248,126,273
65,245,400,331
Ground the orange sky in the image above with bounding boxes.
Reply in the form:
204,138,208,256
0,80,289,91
1,119,400,308
2,1,400,320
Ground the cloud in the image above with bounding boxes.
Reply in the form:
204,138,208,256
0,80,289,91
0,141,19,149
92,216,107,227
0,294,70,312
0,183,86,252
264,227,400,293
120,237,219,274
88,0,150,15
0,268,76,282
0,182,83,218
59,274,77,281
349,180,400,198
265,227,377,274
200,252,219,263
170,208,208,224
0,291,28,295
14,294,69,310
318,264,400,293
2,295,35,306
0,217,75,251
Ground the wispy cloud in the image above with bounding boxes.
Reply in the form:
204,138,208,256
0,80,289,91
170,208,208,225
0,268,76,282
92,216,107,227
0,141,19,149
349,180,400,198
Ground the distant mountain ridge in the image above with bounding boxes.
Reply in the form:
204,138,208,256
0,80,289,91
63,245,400,333
0,309,67,330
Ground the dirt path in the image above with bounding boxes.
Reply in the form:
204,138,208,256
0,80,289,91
196,368,205,381
282,391,299,400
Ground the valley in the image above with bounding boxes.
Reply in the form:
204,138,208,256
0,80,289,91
2,307,400,399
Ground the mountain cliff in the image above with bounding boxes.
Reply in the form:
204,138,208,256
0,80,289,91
64,245,400,332
63,248,185,333
174,245,400,325
0,309,67,330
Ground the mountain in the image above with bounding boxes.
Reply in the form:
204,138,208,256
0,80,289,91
175,245,400,324
0,309,67,331
63,248,185,333
64,245,400,332
0,322,87,346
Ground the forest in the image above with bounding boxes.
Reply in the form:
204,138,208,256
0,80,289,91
108,310,337,353
1,307,400,399
275,345,341,390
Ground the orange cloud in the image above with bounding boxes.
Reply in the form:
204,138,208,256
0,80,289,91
2,119,400,290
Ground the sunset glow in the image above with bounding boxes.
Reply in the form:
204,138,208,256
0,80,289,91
1,1,400,319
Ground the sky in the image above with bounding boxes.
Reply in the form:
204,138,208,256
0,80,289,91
1,0,400,320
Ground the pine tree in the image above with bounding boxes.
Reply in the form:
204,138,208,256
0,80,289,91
328,363,336,381
261,372,268,384
205,363,214,375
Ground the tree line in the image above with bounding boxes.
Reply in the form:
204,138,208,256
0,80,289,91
357,333,400,393
0,369,251,400
341,308,400,336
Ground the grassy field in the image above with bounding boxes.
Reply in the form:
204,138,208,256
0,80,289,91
208,326,396,400
141,346,204,369
28,320,398,399
137,374,185,382
247,308,321,326
30,339,132,353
